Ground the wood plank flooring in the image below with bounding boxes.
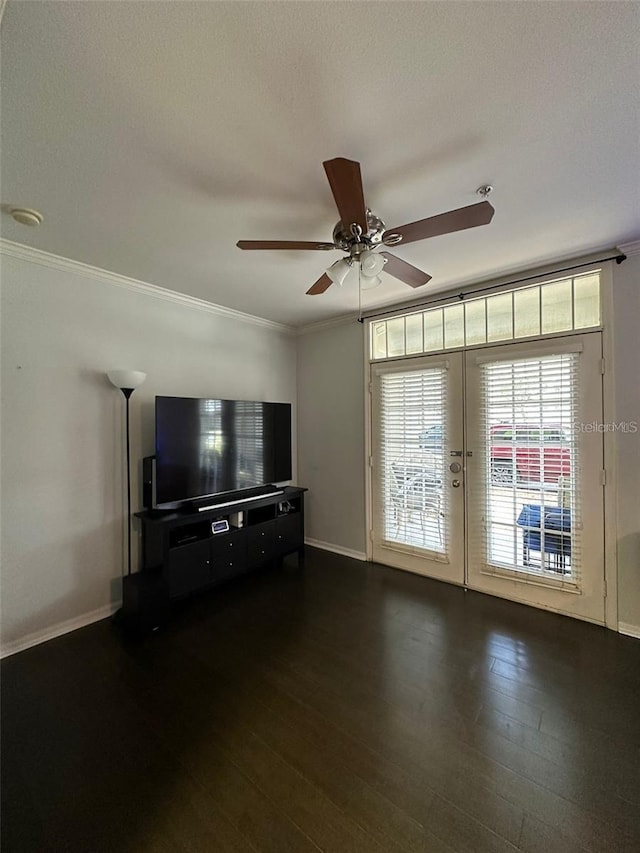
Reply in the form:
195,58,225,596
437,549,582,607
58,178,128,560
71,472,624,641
2,548,640,852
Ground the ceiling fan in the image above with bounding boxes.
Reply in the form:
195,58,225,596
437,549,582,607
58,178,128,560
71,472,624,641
237,158,495,295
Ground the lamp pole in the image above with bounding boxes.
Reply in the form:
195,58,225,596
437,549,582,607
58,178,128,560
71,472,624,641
122,387,134,575
107,370,147,577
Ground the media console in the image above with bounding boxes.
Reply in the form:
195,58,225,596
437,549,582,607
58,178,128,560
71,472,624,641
122,486,306,633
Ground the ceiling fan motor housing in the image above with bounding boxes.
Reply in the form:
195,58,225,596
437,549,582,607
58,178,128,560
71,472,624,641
332,209,386,252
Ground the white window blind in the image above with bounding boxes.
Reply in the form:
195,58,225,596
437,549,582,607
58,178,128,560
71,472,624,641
378,368,448,556
477,353,581,587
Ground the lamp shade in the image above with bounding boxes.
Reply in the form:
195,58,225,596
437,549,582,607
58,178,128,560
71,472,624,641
360,250,385,278
360,274,383,291
326,258,352,287
107,370,147,390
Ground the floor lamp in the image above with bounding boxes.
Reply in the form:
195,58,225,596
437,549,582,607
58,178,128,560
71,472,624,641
107,370,147,575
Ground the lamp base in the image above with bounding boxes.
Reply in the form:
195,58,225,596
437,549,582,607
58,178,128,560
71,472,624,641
121,572,169,635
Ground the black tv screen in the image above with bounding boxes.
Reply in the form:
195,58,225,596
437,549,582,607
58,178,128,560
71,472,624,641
155,396,292,506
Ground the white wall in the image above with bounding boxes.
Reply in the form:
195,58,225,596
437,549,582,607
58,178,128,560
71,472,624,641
0,251,296,653
296,320,366,558
612,253,640,632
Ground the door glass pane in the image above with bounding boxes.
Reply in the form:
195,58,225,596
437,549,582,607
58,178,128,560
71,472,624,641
424,308,444,352
514,286,541,338
486,293,514,342
481,353,579,583
573,273,600,328
371,321,387,359
386,317,406,357
444,305,464,349
465,299,487,346
379,368,447,554
405,313,424,354
541,279,572,334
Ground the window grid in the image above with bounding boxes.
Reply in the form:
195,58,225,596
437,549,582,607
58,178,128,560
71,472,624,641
370,272,601,360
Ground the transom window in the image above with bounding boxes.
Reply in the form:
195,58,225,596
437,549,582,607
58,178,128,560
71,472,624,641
370,271,601,360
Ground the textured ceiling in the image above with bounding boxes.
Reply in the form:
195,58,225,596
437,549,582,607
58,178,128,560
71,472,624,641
1,1,638,328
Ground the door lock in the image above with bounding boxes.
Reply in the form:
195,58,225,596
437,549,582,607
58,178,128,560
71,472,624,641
452,479,461,488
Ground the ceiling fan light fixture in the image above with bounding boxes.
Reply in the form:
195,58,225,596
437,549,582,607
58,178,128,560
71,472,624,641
360,273,383,291
326,257,352,287
360,250,385,277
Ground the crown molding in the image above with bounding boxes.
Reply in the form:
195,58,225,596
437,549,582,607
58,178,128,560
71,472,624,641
0,240,295,335
618,239,640,257
296,312,362,336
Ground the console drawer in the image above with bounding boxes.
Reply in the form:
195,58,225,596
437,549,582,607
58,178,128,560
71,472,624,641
247,520,276,566
210,529,247,581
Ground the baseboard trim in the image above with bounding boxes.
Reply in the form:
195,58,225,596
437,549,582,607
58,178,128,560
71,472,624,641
305,538,367,562
618,622,640,640
0,603,119,659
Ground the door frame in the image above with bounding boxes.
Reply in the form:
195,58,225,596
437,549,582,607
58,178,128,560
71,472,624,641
600,263,618,629
364,261,618,629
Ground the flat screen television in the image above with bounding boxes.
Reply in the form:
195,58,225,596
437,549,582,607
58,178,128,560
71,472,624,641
152,396,292,508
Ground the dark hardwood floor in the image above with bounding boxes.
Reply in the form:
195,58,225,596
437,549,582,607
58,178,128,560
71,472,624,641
2,548,640,853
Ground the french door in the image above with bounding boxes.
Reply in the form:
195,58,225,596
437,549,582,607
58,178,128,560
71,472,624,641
370,333,606,624
465,334,605,622
370,354,465,584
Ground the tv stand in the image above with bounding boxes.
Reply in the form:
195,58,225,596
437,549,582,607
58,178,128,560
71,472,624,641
124,486,306,633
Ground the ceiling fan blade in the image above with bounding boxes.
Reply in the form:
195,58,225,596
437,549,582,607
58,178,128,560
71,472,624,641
383,200,495,246
380,252,432,288
323,158,368,233
237,240,336,251
306,273,333,296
